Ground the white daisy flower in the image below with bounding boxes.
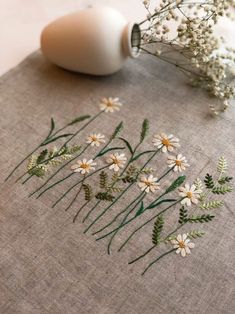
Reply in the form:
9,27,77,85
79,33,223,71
153,133,180,153
171,234,195,257
71,158,96,174
167,154,190,172
179,183,202,207
106,153,127,172
86,133,105,147
138,175,160,193
99,97,123,113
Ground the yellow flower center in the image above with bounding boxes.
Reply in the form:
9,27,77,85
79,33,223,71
175,159,182,166
187,191,193,199
91,136,98,142
178,240,186,249
80,163,90,169
162,138,171,147
112,157,120,165
144,180,152,186
106,101,113,107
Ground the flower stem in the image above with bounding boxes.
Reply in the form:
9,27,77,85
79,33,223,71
129,245,156,265
64,176,86,212
73,200,91,223
106,193,146,254
36,172,74,199
118,199,182,252
141,249,176,276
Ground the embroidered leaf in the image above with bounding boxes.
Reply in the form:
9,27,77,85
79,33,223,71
122,165,138,183
67,145,81,154
118,137,134,155
107,186,123,193
95,192,115,202
212,185,233,194
82,184,93,201
204,173,214,189
27,155,37,171
194,178,204,192
99,171,108,189
110,122,124,140
218,176,233,185
135,201,145,217
217,156,227,174
96,146,125,157
200,200,224,210
152,215,164,245
140,119,149,143
146,199,177,210
140,167,154,174
37,149,48,164
187,214,215,223
46,117,55,139
67,115,91,126
178,206,188,224
187,230,205,239
165,176,186,194
131,150,156,162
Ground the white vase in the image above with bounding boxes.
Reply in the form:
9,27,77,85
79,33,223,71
40,6,141,76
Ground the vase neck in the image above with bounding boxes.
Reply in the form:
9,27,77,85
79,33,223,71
122,23,141,58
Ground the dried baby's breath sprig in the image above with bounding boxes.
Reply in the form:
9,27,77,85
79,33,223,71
139,0,235,112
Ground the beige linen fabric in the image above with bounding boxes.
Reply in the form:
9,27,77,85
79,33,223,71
0,51,234,314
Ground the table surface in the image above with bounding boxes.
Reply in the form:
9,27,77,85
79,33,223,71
0,0,235,76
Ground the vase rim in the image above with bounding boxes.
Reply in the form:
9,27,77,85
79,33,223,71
123,22,141,59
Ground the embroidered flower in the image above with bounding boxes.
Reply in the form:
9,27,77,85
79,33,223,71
138,175,160,193
106,153,127,172
171,234,195,257
179,183,202,207
71,159,96,174
86,133,105,147
153,133,180,153
99,97,123,113
167,154,189,172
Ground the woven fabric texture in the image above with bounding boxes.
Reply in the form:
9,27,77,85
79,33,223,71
0,51,234,314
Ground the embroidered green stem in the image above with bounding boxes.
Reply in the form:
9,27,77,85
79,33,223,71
92,191,146,235
106,193,146,254
73,200,91,223
141,249,176,276
118,198,183,252
52,165,109,208
64,176,86,212
84,148,161,233
129,245,156,265
95,191,168,241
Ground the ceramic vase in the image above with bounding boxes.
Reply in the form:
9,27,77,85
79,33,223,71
41,6,141,75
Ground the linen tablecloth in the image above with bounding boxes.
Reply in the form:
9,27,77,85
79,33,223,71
0,51,234,313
